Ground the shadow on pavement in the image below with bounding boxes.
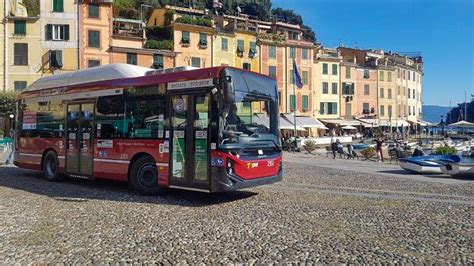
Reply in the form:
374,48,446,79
377,169,473,180
0,167,258,207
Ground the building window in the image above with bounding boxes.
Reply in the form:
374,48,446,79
14,81,27,92
332,64,337,75
153,54,163,69
278,91,282,106
363,69,369,79
237,39,244,55
332,83,337,94
388,88,392,99
13,43,28,65
88,30,100,47
302,71,308,85
88,60,100,68
289,47,296,59
243,63,251,70
408,88,411,98
387,71,392,82
302,48,308,60
53,0,64,12
379,88,384,98
289,69,294,84
364,85,369,95
199,33,207,47
408,71,411,80
127,53,137,65
380,105,385,116
46,24,70,41
322,63,328,75
268,45,276,59
14,20,26,35
249,42,257,58
268,66,276,78
290,95,296,111
345,66,350,79
191,57,201,67
221,37,228,51
302,95,309,111
181,31,190,45
322,82,328,94
397,86,400,95
320,102,337,115
289,31,299,40
88,4,99,18
379,71,384,81
403,69,406,79
49,50,63,68
388,105,393,117
342,82,354,95
363,103,370,114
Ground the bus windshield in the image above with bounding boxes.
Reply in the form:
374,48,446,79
220,90,279,150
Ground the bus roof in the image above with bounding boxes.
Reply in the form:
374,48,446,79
25,63,153,92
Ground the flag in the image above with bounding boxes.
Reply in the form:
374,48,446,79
292,58,303,88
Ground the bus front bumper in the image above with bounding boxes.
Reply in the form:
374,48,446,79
211,168,282,192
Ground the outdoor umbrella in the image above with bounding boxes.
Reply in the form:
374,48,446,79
341,125,357,130
448,120,474,128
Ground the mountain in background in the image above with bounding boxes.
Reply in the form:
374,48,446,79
422,105,451,124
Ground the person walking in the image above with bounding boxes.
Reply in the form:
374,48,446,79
347,143,354,159
373,137,385,162
331,140,338,159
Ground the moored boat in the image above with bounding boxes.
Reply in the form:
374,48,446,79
440,155,474,177
399,155,457,174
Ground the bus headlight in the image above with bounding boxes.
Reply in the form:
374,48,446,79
226,159,234,175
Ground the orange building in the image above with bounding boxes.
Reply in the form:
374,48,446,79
110,18,176,69
78,0,113,68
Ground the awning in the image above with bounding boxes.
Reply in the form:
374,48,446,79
296,116,324,128
279,115,306,131
253,113,269,127
320,119,364,126
341,125,357,130
449,120,474,128
356,118,378,127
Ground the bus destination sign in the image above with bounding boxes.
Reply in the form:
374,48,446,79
167,78,214,90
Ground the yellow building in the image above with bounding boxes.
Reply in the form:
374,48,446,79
40,0,78,73
79,0,113,68
376,61,397,123
313,48,342,119
148,6,214,68
2,0,42,93
212,31,236,67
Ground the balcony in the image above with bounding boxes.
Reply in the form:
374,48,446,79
113,18,145,39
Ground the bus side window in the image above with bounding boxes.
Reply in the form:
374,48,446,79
96,95,125,139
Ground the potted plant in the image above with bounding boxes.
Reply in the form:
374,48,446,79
434,144,458,155
361,146,376,158
303,140,317,154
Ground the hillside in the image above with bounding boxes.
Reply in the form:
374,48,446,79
422,105,451,124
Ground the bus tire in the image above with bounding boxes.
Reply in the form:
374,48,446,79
129,155,161,195
43,151,61,181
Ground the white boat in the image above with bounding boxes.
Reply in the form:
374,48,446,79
440,156,474,177
399,155,456,174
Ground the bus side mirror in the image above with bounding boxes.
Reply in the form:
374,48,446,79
222,76,235,104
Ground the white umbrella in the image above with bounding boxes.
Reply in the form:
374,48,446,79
449,120,474,128
341,125,357,130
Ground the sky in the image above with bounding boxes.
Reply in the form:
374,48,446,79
272,0,474,107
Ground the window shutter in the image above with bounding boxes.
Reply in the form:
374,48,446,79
58,0,64,12
332,103,337,114
64,25,70,41
46,24,52,40
290,95,296,111
57,50,63,67
320,103,324,114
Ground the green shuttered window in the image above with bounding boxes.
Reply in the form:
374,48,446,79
53,0,64,12
14,20,26,35
302,95,309,111
290,95,296,111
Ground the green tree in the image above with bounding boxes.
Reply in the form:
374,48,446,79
0,92,18,118
271,7,316,43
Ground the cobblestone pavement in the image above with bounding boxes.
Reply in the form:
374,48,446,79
0,153,472,264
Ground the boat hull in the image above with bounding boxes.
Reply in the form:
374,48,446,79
399,160,443,174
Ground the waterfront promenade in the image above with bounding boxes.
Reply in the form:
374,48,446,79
0,152,472,263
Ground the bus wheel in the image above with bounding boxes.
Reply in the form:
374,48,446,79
43,151,61,181
129,156,161,195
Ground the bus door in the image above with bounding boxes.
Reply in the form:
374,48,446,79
66,102,94,176
169,93,211,191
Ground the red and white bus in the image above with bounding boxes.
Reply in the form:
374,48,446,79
14,64,282,194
